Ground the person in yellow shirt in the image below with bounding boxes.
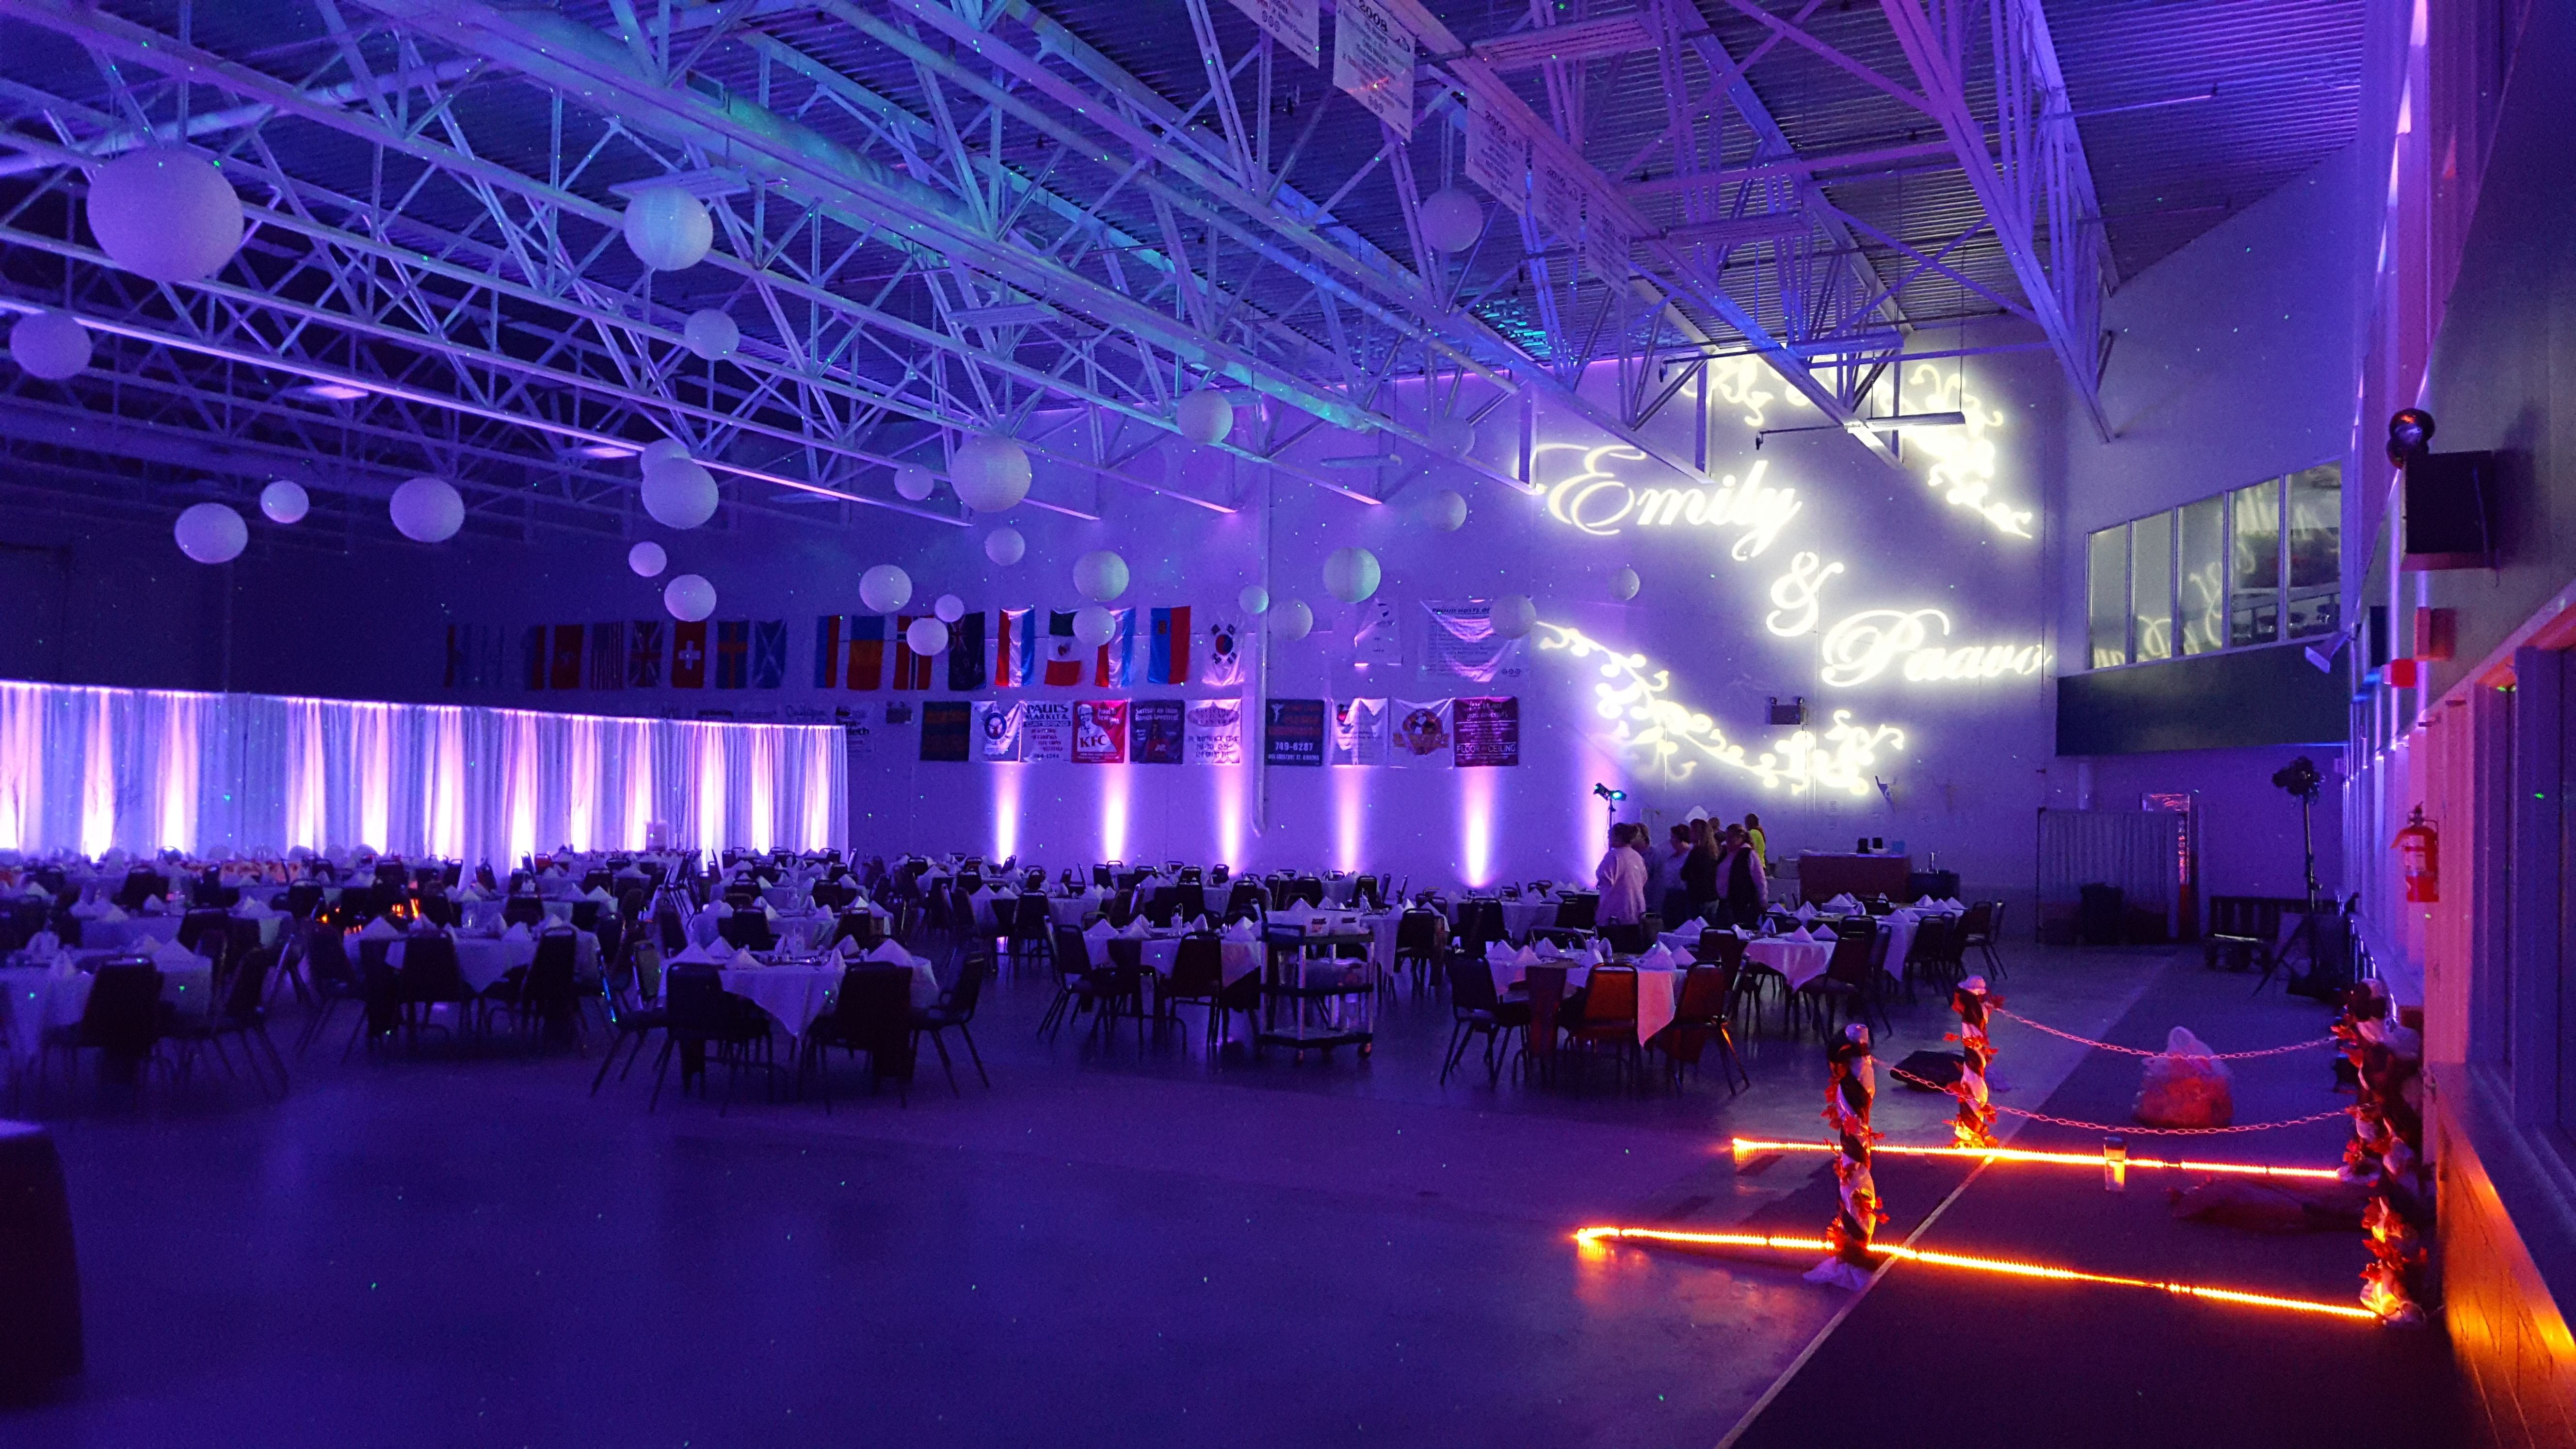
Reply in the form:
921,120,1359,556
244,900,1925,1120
1743,812,1768,867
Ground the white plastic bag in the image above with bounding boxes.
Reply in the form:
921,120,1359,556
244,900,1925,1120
2134,1027,2235,1128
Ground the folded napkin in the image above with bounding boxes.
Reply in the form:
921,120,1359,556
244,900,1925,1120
587,886,613,902
26,930,59,959
1828,894,1861,912
1788,927,1814,942
1944,898,1965,911
1915,895,1937,908
1189,916,1210,934
1813,926,1838,942
152,937,197,967
707,901,734,918
1513,943,1543,967
670,941,724,965
360,917,402,940
501,921,531,942
837,936,862,958
1121,918,1149,939
1637,943,1674,970
140,897,167,915
1794,904,1818,921
1224,919,1258,942
1485,941,1513,966
20,883,47,898
866,939,913,966
763,901,781,921
1083,919,1115,944
730,946,762,970
454,885,483,902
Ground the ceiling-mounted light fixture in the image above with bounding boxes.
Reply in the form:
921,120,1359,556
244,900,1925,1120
284,381,369,402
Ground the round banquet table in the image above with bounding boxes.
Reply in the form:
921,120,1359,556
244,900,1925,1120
715,953,940,1041
389,931,599,993
1482,957,1682,1046
0,955,214,1063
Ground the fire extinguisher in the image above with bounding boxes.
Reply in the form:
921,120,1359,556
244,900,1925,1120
2394,807,2439,904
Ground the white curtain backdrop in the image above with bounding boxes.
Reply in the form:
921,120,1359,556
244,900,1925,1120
0,680,846,863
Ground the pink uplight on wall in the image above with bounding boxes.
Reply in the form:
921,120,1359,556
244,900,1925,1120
0,684,42,849
1460,769,1496,887
80,694,114,858
1100,766,1130,862
1215,767,1243,869
994,765,1022,862
359,705,391,853
1334,768,1364,873
156,691,200,852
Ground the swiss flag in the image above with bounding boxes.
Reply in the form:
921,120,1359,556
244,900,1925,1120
672,621,708,688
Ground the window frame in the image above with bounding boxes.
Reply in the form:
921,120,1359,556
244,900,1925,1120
2083,459,2342,673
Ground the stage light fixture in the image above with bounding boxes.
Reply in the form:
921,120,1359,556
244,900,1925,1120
2386,408,2435,466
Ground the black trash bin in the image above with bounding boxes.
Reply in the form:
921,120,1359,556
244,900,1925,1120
2077,884,2126,946
0,1120,81,1400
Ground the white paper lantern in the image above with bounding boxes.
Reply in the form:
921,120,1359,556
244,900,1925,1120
258,479,309,525
934,593,965,624
622,187,712,272
641,455,719,530
389,477,464,543
906,617,950,657
1239,584,1270,615
173,502,247,564
1322,546,1381,604
1423,488,1467,532
893,463,936,502
983,526,1026,566
1175,390,1234,446
8,310,91,380
1611,566,1641,601
859,564,912,614
1492,593,1537,640
639,438,692,469
663,572,716,622
1419,187,1484,254
681,308,739,361
628,541,668,578
1428,415,1477,457
1073,549,1129,603
87,148,244,283
1072,604,1117,648
950,435,1031,513
1271,598,1313,642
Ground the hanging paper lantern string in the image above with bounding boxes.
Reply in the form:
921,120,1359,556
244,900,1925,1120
1805,1023,1883,1289
1949,977,1998,1150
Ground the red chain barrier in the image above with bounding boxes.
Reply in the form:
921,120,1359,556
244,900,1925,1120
1991,1007,2334,1061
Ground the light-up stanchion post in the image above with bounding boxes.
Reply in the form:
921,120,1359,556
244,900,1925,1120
1949,976,1997,1150
1805,1022,1884,1289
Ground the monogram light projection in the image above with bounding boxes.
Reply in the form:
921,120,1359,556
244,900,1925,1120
1540,444,1801,560
1903,362,2032,538
1536,624,1902,794
1817,609,2045,688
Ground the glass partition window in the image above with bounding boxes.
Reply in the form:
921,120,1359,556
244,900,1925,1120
2130,512,2174,662
2228,479,2283,648
2086,463,2338,670
2088,527,2129,668
2285,463,2343,639
2178,495,2227,655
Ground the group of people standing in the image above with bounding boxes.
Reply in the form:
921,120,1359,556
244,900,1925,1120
1593,810,1770,929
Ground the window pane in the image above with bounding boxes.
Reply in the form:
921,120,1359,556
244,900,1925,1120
2131,513,2174,661
2088,526,2129,668
2178,496,2226,655
2285,463,2341,639
2229,480,2282,647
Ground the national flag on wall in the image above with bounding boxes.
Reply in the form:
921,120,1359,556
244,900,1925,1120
1093,607,1135,688
946,611,987,692
751,620,787,689
520,626,549,690
1199,617,1244,686
588,623,625,690
714,621,750,689
992,608,1034,688
672,621,709,688
891,615,934,690
844,615,886,690
628,620,664,688
1148,606,1192,685
444,624,504,689
1042,611,1084,687
549,625,584,690
814,614,843,688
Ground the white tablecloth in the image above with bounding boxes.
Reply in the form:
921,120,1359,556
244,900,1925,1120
1447,898,1557,939
1115,934,1264,986
1744,937,1836,988
0,956,214,1062
73,918,162,951
1486,959,1679,1046
717,955,938,1039
391,931,597,992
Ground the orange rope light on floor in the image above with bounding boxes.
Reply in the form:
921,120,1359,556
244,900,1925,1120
1571,1225,2378,1321
1727,1137,2344,1181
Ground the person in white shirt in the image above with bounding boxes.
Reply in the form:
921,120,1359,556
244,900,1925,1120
1594,823,1649,927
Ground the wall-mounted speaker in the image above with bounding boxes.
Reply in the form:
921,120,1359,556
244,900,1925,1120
2402,451,2498,570
1767,695,1806,727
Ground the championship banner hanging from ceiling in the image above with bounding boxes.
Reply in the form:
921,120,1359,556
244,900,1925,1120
1227,0,1319,68
1331,0,1414,139
1424,601,1526,683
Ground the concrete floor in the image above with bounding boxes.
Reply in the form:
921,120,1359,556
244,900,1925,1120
5,942,2174,1448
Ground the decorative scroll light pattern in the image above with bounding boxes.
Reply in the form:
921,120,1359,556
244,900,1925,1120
1708,356,1814,430
1904,362,2032,538
1536,623,1903,794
